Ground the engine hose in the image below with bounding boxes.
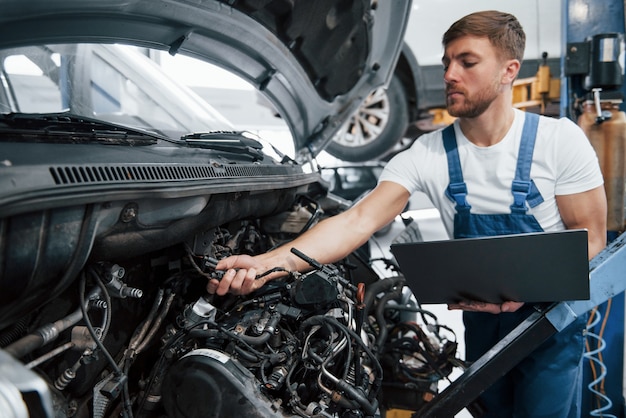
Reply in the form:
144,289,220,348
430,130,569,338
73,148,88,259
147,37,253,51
0,317,29,347
134,291,175,354
5,306,84,359
90,270,113,341
230,344,259,362
128,288,164,353
299,315,341,336
375,287,404,353
238,331,272,345
4,334,43,360
362,276,405,315
5,280,103,359
300,316,383,403
212,325,271,360
336,379,377,416
329,390,361,410
79,274,133,418
285,361,307,410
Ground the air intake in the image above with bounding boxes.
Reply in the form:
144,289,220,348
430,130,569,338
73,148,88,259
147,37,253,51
49,164,290,185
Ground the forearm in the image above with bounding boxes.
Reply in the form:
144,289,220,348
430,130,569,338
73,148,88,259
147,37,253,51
256,209,372,274
211,181,410,295
209,214,370,296
587,227,607,260
255,182,409,274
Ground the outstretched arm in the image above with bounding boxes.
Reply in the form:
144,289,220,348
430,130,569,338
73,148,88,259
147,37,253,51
209,181,411,295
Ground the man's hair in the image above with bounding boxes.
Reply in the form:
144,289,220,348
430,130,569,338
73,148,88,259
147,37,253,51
442,10,526,62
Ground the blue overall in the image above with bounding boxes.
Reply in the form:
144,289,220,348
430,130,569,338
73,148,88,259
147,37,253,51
443,113,587,417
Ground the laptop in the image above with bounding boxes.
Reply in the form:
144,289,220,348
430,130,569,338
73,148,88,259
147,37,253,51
389,229,590,305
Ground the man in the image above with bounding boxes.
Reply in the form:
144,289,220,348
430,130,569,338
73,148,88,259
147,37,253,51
212,10,607,417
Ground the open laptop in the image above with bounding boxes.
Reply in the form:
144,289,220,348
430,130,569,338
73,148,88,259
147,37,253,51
389,229,590,305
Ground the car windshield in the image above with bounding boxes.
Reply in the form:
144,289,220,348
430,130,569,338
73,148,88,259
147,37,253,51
0,43,250,141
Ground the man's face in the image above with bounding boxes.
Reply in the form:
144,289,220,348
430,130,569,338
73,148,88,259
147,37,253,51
442,35,510,118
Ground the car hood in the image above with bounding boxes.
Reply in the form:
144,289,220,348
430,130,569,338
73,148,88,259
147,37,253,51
0,0,411,161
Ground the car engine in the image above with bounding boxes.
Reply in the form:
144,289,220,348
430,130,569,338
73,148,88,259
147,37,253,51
0,200,461,418
0,115,462,418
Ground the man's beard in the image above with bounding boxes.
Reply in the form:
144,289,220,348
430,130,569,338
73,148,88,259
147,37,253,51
446,79,501,118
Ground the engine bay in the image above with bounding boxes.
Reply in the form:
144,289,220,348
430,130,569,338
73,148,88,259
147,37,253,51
1,192,463,418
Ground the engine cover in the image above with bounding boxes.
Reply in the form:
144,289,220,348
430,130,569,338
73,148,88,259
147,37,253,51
161,349,289,418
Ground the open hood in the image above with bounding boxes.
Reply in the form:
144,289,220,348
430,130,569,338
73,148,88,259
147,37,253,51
0,0,411,161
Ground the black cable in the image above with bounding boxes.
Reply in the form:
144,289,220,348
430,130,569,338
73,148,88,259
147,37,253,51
388,322,454,382
300,315,383,403
78,273,118,373
88,267,112,341
375,286,403,353
383,304,458,344
256,266,290,279
78,272,133,418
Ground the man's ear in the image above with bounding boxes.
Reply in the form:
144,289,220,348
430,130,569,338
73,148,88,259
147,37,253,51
501,59,521,85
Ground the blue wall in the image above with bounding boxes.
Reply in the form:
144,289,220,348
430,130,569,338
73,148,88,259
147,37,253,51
561,0,626,117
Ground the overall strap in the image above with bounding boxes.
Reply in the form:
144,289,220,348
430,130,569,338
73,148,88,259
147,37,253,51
443,125,471,212
510,112,544,213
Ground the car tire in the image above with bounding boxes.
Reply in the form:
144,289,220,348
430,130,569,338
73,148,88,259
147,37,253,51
326,73,409,162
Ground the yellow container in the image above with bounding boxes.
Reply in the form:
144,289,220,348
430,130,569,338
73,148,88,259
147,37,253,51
384,409,414,418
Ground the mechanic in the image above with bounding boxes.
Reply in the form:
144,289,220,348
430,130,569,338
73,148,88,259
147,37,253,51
212,10,607,417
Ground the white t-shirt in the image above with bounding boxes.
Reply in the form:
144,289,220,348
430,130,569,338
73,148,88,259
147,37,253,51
379,109,604,238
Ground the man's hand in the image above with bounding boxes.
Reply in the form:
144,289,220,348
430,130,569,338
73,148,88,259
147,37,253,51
448,300,524,314
207,254,267,296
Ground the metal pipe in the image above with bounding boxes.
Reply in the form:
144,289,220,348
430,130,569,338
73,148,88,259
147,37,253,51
5,308,83,359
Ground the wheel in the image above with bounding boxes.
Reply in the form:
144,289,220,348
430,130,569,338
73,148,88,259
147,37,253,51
326,73,409,162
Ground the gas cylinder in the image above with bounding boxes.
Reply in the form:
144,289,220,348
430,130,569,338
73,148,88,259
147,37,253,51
578,99,626,231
